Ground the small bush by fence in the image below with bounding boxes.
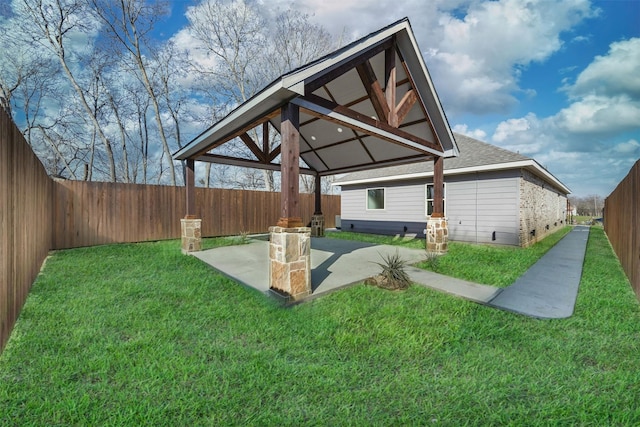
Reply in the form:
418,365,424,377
604,160,640,299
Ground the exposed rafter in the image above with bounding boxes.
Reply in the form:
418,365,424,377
239,132,267,162
395,89,417,124
385,42,397,126
174,18,459,189
196,153,316,175
292,94,443,155
356,60,390,122
304,38,394,94
191,109,280,159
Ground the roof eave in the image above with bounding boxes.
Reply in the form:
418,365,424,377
333,159,571,194
175,18,460,165
173,82,299,160
398,20,458,158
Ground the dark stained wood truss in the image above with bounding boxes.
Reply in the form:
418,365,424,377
177,20,452,224
189,35,444,177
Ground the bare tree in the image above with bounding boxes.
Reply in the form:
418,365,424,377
20,0,118,181
3,0,342,190
188,0,266,104
90,0,178,185
569,194,605,217
187,2,339,191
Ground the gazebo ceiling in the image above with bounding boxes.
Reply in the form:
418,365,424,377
174,18,459,176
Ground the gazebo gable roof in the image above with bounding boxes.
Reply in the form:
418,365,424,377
173,18,458,176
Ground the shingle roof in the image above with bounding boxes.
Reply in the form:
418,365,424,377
335,133,530,182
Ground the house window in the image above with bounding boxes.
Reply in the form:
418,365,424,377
366,188,385,210
426,183,445,216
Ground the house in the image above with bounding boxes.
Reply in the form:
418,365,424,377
333,133,570,247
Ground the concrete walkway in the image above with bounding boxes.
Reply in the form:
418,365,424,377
192,226,589,319
487,226,589,318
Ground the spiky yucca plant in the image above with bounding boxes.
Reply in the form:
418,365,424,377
372,250,411,290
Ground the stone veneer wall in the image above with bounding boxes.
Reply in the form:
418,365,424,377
310,214,324,237
181,218,202,253
269,226,311,300
519,169,568,247
426,217,448,254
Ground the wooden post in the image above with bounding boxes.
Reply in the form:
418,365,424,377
277,103,303,228
185,158,195,218
181,158,201,252
314,174,322,215
426,154,448,253
262,122,269,156
432,155,444,217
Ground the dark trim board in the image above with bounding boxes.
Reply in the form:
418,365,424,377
340,219,427,238
339,219,520,245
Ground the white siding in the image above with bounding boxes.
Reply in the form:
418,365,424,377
340,170,522,245
446,172,520,245
341,179,428,223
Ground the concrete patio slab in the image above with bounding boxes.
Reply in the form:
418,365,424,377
192,226,589,319
192,236,500,304
193,237,428,295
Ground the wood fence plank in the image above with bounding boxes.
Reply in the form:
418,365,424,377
605,159,640,299
1,107,52,353
1,101,340,352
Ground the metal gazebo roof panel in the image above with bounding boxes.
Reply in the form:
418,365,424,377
319,69,368,106
361,135,423,161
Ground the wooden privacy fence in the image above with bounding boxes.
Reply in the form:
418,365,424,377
604,159,640,299
53,180,340,249
1,105,341,352
1,107,54,353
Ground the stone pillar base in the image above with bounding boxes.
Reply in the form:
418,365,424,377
426,216,448,254
269,226,311,301
181,218,202,254
311,214,324,237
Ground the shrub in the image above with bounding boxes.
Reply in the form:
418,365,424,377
368,250,412,290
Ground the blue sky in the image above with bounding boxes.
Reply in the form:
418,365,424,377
167,0,639,198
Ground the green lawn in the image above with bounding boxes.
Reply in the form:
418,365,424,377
328,226,572,286
2,227,640,425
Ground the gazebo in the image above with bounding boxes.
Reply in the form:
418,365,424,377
173,18,459,300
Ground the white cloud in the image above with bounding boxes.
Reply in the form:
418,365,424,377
171,28,219,77
425,0,595,114
552,38,640,135
568,38,640,98
483,34,640,197
493,117,531,142
554,94,640,134
452,124,487,140
614,139,640,154
490,113,550,155
255,0,458,40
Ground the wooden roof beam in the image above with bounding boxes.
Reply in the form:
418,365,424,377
356,60,390,123
304,38,394,93
293,93,443,154
395,89,417,125
239,132,267,163
196,153,316,175
191,109,280,159
385,42,398,127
